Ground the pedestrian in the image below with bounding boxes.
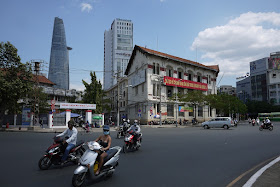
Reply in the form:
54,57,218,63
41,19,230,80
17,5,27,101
179,118,182,126
40,119,43,128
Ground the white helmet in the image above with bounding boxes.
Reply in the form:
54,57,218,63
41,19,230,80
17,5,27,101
127,119,130,123
134,120,138,123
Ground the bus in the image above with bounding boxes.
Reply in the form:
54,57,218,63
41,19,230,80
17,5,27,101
258,112,280,121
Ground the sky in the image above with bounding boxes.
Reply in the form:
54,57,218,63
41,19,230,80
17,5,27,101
1,0,280,91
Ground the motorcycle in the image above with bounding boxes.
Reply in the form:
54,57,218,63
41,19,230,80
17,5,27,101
72,141,121,187
123,129,142,153
259,122,273,131
38,136,85,170
117,124,129,139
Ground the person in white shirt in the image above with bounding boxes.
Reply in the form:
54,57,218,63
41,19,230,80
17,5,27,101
265,117,271,127
56,120,78,165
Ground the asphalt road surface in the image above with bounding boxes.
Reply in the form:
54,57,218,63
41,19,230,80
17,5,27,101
1,122,280,187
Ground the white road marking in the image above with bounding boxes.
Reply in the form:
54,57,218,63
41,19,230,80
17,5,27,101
243,156,280,187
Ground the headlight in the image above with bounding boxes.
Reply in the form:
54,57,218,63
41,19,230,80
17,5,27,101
49,147,59,153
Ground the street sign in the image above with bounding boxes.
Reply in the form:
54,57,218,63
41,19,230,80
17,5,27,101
51,104,55,110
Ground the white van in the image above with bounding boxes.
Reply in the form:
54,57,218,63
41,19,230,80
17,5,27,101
202,117,234,129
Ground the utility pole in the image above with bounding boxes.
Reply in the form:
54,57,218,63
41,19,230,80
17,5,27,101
116,70,122,127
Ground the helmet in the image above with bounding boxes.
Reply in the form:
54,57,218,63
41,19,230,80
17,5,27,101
266,117,268,119
134,120,138,123
103,125,110,131
127,119,130,123
123,119,126,122
103,125,110,135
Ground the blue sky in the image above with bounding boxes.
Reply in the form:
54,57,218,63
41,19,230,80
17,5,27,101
1,0,280,91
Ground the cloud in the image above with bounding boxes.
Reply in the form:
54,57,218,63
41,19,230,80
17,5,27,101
191,12,280,77
80,3,93,12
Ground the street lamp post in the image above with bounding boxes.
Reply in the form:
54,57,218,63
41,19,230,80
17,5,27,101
154,77,163,126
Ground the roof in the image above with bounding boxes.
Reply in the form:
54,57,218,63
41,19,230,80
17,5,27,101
125,45,219,75
1,68,55,85
32,75,55,85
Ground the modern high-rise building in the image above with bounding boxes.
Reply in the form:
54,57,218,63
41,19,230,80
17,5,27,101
103,18,133,90
48,17,71,90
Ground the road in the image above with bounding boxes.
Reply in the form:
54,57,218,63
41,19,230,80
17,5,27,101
0,122,280,187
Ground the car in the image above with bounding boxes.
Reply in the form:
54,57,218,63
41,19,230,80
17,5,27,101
202,117,234,129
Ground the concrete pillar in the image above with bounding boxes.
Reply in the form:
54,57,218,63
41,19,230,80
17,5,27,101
14,114,17,127
48,112,53,128
30,113,34,127
102,113,104,126
86,110,92,125
66,110,71,127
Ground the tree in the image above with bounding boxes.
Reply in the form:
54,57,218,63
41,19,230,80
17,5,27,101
82,71,111,114
27,86,49,114
178,90,206,120
206,93,247,117
0,41,32,124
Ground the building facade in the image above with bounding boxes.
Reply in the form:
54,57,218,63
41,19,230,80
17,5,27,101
236,77,251,103
219,85,236,96
250,57,268,102
103,77,130,124
48,17,71,90
268,52,280,105
103,18,133,90
124,45,219,124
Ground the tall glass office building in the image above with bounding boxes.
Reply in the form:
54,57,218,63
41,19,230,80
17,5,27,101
48,17,71,90
104,18,133,90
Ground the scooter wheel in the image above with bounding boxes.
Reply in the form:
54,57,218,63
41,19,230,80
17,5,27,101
259,127,263,131
72,173,86,187
38,156,52,170
269,127,273,131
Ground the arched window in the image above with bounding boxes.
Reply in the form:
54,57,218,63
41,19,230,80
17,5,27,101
166,66,173,77
178,68,184,79
188,70,193,81
197,72,202,82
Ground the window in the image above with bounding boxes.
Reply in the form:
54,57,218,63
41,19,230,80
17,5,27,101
123,101,125,107
157,103,160,113
273,74,276,78
166,86,173,97
188,74,192,81
123,91,125,98
153,63,160,75
198,106,203,117
167,104,174,116
197,76,201,82
189,105,194,117
135,86,138,95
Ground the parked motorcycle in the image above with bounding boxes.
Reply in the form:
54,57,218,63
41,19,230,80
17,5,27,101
38,136,85,170
259,122,273,131
123,129,142,153
72,141,121,187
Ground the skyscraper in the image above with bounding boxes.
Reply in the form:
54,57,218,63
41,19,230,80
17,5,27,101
104,18,133,90
48,17,71,90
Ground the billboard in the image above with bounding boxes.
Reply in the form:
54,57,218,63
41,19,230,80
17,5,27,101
60,103,96,110
268,58,280,70
22,108,31,126
164,76,208,91
179,106,193,112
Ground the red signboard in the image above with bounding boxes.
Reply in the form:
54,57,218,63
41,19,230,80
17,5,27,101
163,76,208,91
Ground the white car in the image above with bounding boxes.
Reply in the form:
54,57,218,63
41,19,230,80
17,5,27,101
202,117,234,129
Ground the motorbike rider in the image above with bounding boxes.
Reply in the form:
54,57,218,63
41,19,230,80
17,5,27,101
265,117,271,128
94,125,112,175
56,120,78,165
256,117,260,126
127,120,141,146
